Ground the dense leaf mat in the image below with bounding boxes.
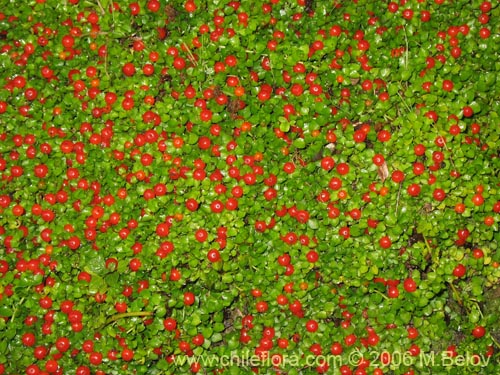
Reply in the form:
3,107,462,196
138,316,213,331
0,0,499,374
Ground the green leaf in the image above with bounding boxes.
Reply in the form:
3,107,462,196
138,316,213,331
211,333,223,343
293,138,306,149
190,313,202,327
279,121,290,133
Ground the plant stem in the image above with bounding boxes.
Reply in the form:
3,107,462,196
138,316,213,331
448,282,464,307
11,297,25,324
489,333,500,349
422,233,433,262
105,311,153,326
403,26,409,69
374,289,389,300
182,42,198,67
395,182,402,216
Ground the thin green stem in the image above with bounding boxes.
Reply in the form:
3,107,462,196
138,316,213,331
11,297,25,324
395,182,402,216
105,311,153,326
422,233,434,262
397,90,412,113
448,282,464,308
489,333,500,349
374,289,389,300
95,0,106,15
403,26,409,69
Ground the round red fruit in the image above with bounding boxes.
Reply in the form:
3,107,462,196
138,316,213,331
387,285,399,298
195,229,208,242
121,348,134,361
379,236,392,249
433,188,446,201
377,130,391,142
184,292,195,306
403,278,417,292
462,106,474,117
306,250,319,263
452,264,466,278
306,319,319,332
391,170,405,183
321,156,335,171
472,248,484,259
407,184,421,197
163,317,177,331
471,193,484,206
122,62,136,76
207,249,221,262
472,326,485,339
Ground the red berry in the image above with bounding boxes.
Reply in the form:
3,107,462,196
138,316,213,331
163,317,177,331
462,106,474,117
207,249,221,262
452,264,466,278
122,62,136,76
195,229,208,242
391,170,405,183
306,319,319,332
379,236,392,249
403,278,417,292
184,292,195,306
472,326,486,338
121,348,134,361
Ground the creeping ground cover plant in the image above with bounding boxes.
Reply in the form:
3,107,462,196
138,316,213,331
0,0,499,374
